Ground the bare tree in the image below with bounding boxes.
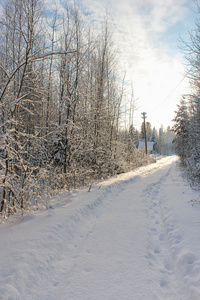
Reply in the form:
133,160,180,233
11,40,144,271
0,0,140,217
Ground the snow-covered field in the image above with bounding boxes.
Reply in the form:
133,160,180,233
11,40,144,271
1,156,200,300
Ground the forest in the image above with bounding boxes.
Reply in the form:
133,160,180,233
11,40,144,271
173,4,200,188
0,0,174,218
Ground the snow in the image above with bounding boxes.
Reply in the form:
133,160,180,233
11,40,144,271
1,156,200,299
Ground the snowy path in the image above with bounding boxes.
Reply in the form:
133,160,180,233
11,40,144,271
1,156,200,299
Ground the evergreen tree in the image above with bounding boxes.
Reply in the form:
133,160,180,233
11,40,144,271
173,98,190,165
140,121,151,141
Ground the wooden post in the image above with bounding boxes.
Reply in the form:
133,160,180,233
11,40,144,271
141,112,147,156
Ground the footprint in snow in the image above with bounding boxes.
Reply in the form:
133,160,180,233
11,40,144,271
154,248,160,254
164,260,173,271
159,234,164,241
160,279,168,288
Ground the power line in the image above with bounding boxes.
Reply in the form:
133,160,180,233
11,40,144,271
152,70,190,113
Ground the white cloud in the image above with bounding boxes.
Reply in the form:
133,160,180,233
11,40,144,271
137,0,188,33
103,0,192,128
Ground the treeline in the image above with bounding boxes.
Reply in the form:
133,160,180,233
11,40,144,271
173,96,200,186
0,0,147,217
173,3,200,186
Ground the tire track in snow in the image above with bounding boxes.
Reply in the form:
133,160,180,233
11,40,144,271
41,176,143,299
3,156,199,299
46,157,183,300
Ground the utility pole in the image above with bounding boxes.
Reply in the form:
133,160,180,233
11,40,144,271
141,112,147,156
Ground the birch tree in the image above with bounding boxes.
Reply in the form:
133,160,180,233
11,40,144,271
0,0,139,217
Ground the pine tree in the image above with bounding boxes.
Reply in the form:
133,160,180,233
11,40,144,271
173,98,190,165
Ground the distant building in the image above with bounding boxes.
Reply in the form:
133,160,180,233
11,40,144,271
138,141,155,154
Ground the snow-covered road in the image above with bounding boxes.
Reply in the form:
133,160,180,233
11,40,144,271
1,156,200,299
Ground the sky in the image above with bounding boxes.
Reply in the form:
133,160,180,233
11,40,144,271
78,0,197,130
0,0,197,130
